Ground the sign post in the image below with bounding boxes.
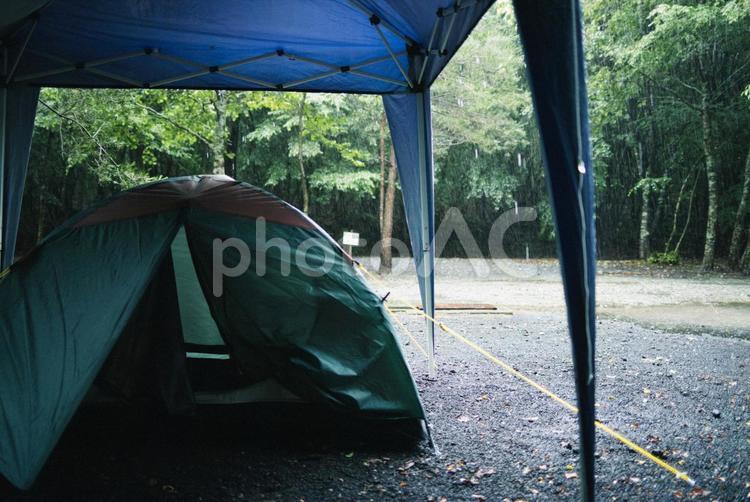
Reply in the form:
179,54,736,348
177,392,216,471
342,231,360,256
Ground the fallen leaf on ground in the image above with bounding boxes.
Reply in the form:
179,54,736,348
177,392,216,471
446,460,466,473
461,467,497,485
473,467,496,480
398,461,415,472
688,486,710,498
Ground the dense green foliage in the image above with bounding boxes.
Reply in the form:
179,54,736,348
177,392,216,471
18,1,750,270
587,0,750,269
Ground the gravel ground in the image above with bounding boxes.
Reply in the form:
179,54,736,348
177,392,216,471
2,261,749,501
398,312,750,501
361,258,750,337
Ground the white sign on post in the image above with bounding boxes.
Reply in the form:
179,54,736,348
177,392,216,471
342,231,360,246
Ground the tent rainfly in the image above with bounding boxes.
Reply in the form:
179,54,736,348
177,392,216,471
0,175,426,489
0,1,597,499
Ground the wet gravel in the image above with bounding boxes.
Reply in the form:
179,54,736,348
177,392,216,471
400,312,749,501
2,311,748,501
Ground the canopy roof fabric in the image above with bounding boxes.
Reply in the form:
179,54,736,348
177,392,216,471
1,0,491,93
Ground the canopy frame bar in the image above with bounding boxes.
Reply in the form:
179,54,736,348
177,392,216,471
349,69,409,88
416,0,485,86
283,57,410,90
283,70,340,89
371,21,413,89
21,48,144,87
4,15,38,85
439,0,482,17
15,49,148,83
149,51,278,88
417,17,441,86
439,1,461,55
345,0,416,47
218,70,276,89
14,46,411,90
280,50,410,89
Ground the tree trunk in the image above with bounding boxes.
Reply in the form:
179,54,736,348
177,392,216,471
637,141,651,259
728,145,750,268
674,167,700,257
379,146,398,273
636,0,652,260
740,227,750,273
701,94,718,270
378,111,386,233
297,93,310,214
665,168,692,253
224,116,240,179
211,90,228,175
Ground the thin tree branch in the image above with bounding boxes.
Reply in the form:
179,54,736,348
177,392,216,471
38,98,120,168
133,100,212,146
636,70,702,112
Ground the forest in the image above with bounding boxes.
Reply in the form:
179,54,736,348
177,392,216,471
17,0,750,272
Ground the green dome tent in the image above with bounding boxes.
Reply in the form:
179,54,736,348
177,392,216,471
0,175,424,489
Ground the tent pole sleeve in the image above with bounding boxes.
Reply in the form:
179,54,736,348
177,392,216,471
513,0,597,500
1,86,40,269
382,92,437,379
416,92,436,378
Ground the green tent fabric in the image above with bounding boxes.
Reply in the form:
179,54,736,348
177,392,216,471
0,175,424,490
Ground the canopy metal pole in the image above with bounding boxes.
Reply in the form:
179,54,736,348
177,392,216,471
416,92,436,378
439,2,460,55
418,17,441,86
0,87,7,267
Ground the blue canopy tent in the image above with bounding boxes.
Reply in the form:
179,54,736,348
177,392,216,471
0,0,597,498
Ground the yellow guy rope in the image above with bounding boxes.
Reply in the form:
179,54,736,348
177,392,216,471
383,301,430,360
355,262,696,487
